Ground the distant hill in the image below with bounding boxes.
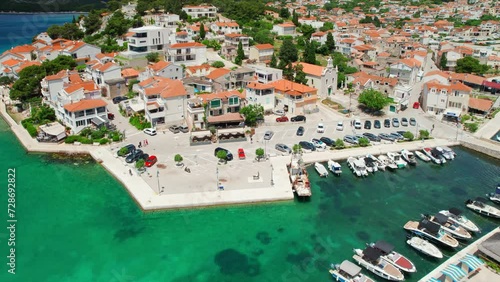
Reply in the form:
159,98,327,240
0,0,106,12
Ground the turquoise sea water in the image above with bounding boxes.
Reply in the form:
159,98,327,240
0,13,81,53
0,117,499,282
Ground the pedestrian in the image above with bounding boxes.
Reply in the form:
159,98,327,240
145,139,148,146
250,136,253,144
138,141,142,148
129,169,132,176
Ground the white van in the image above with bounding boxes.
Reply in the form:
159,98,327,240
354,119,362,129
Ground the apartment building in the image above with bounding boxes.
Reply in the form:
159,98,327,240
126,26,170,54
181,5,217,19
165,42,207,66
249,44,274,63
422,80,472,117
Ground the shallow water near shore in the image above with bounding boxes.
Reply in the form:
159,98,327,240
0,118,499,282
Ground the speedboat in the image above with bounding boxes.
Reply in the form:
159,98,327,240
347,157,368,177
421,213,472,240
363,156,378,173
439,208,480,233
403,219,459,248
367,154,385,171
400,149,417,166
368,240,416,273
436,147,453,160
327,160,342,176
414,150,430,162
466,197,500,219
486,184,500,204
431,148,446,164
378,155,398,171
358,157,373,173
329,260,375,282
387,152,407,168
314,162,329,177
353,247,404,281
423,148,441,164
406,236,443,259
442,146,456,159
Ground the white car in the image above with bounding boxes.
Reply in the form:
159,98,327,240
311,138,327,150
336,121,344,131
273,109,285,116
263,130,274,140
317,123,325,133
354,119,362,129
143,128,157,136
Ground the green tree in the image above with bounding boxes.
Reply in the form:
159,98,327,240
255,148,265,159
253,29,274,45
199,22,206,40
292,10,300,27
440,52,448,70
358,137,370,147
283,63,295,80
146,52,160,63
235,41,245,65
419,130,430,139
239,104,264,127
403,131,414,141
216,150,227,163
455,56,489,75
326,32,335,53
136,159,145,169
104,11,130,37
335,138,345,149
413,11,421,18
358,89,391,111
292,144,302,155
303,41,317,64
201,39,221,50
278,38,298,66
47,23,84,40
0,76,14,85
174,154,183,165
279,8,290,19
294,64,308,85
30,104,56,124
211,61,225,68
299,24,315,40
270,53,278,68
107,0,121,11
319,22,334,32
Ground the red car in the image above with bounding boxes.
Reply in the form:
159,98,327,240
276,116,289,122
145,155,158,167
238,148,246,160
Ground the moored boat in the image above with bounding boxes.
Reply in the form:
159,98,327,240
363,156,378,173
387,152,407,168
441,146,456,159
431,148,446,164
378,155,398,171
314,162,329,177
288,158,311,197
486,184,500,204
406,236,443,259
400,149,417,166
328,160,342,176
352,247,404,281
421,213,471,240
367,154,386,171
369,240,417,273
439,208,479,233
465,197,500,219
347,157,368,177
414,150,430,162
423,148,441,164
403,219,459,248
358,157,374,173
329,260,375,282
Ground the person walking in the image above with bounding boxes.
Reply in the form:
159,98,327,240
145,139,149,146
138,141,142,148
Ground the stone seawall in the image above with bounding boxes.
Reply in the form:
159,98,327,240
460,139,500,159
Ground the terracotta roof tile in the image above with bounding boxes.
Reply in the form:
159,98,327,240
206,68,231,80
292,62,324,77
148,61,171,72
468,97,493,111
169,42,205,48
121,68,139,78
64,99,107,112
253,44,274,50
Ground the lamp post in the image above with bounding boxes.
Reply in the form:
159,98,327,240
270,164,274,186
264,139,267,160
216,166,219,190
156,170,161,195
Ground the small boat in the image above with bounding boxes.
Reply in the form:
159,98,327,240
347,157,368,177
327,160,342,175
486,184,500,204
367,154,386,171
353,247,405,281
439,208,480,233
466,197,500,219
368,240,417,273
414,150,430,162
288,158,311,197
400,149,417,166
378,155,398,171
387,152,407,168
403,219,459,248
363,156,378,173
314,162,329,177
329,260,375,282
431,148,446,164
406,236,443,259
423,148,441,164
421,213,472,240
358,157,374,173
436,146,454,160
442,146,456,159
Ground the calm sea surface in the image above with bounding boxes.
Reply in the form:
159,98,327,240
0,118,498,281
0,13,81,53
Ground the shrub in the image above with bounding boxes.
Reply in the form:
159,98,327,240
358,137,370,147
118,147,129,156
255,148,265,159
79,127,93,137
79,137,92,144
99,138,109,145
136,159,145,169
335,138,345,149
21,118,34,128
65,135,80,143
26,123,37,137
174,154,183,164
403,131,414,141
211,61,225,68
464,122,479,132
129,115,151,130
419,130,430,139
91,130,105,140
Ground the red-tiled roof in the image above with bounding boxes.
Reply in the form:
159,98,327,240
291,62,324,77
169,42,205,48
468,97,493,112
206,68,231,80
148,61,171,72
246,81,274,90
121,68,139,78
64,99,107,112
253,44,274,50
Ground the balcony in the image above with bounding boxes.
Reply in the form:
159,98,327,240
187,102,204,114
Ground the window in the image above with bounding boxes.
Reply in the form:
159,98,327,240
228,96,239,106
76,120,85,127
85,109,94,116
210,99,221,108
75,111,84,118
96,107,106,113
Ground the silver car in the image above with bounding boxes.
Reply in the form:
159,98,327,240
275,143,291,154
264,130,274,140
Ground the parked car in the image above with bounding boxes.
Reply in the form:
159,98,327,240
263,130,274,140
355,134,369,144
291,115,306,122
179,125,189,133
364,120,372,129
107,112,115,120
336,121,344,131
125,149,143,163
137,153,150,162
299,141,316,152
343,135,359,145
392,117,400,127
273,109,285,116
145,155,158,167
320,137,335,147
117,144,135,157
296,126,305,136
276,116,289,122
384,119,391,128
390,132,404,141
112,96,128,104
379,133,396,141
238,148,246,160
401,117,409,126
354,119,362,129
143,128,157,136
374,120,381,129
214,147,233,161
275,143,292,154
311,138,327,149
409,117,417,126
362,132,381,142
317,123,325,133
169,125,180,133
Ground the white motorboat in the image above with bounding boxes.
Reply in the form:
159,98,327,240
431,148,447,164
442,146,456,159
367,154,386,171
436,146,454,160
486,184,500,204
414,150,430,162
327,160,342,175
422,213,472,240
423,148,441,164
406,236,443,259
439,208,480,233
368,240,417,273
329,260,375,282
403,219,459,248
314,162,329,177
387,152,407,168
362,156,378,173
357,157,373,173
400,149,417,166
347,157,368,177
378,154,398,171
466,197,500,219
353,247,404,281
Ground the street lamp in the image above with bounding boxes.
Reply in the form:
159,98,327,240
156,170,161,195
270,164,274,186
216,167,219,190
